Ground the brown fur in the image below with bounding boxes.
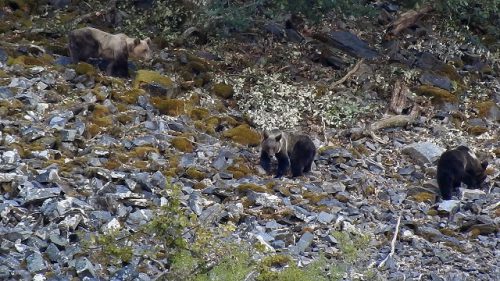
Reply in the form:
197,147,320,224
68,27,152,77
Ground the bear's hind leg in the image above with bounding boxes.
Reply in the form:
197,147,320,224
290,160,304,177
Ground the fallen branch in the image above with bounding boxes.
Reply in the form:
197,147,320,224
378,215,402,268
331,58,364,87
71,0,118,27
369,114,415,131
385,5,433,38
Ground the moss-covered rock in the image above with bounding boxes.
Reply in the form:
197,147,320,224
171,137,194,152
475,101,499,121
227,159,252,179
411,192,436,203
185,166,206,181
150,97,185,116
237,183,270,194
7,54,51,66
223,124,261,146
112,89,146,105
416,85,458,103
129,146,159,159
189,107,209,120
133,70,173,89
75,62,97,76
213,83,234,99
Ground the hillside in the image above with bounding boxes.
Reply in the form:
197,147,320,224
0,1,498,280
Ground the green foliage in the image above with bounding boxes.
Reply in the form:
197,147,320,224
257,254,343,281
117,0,194,39
332,231,370,263
326,98,375,128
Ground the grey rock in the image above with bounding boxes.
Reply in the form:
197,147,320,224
0,173,19,182
110,265,140,281
321,181,345,193
46,243,62,262
199,204,224,225
420,72,452,91
128,209,153,225
0,87,14,99
438,200,460,214
1,150,19,164
75,257,95,277
323,31,379,59
26,251,46,273
247,191,281,208
132,135,157,147
461,189,486,201
23,186,61,204
189,192,204,215
61,129,77,142
402,142,445,165
317,212,335,224
36,168,60,183
290,232,314,255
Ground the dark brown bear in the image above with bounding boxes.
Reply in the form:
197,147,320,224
437,146,488,200
68,27,152,77
260,129,316,178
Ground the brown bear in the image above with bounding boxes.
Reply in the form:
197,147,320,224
437,146,488,200
260,129,316,178
68,27,152,77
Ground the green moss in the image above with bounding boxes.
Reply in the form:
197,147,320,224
91,116,113,127
227,159,252,179
303,192,328,204
116,113,133,124
213,83,234,99
185,167,206,181
467,126,488,135
171,137,194,152
410,192,436,203
133,69,173,89
189,107,209,120
129,146,159,159
75,62,97,76
223,124,261,146
437,64,462,83
7,55,47,66
113,89,145,104
260,254,292,268
416,85,458,103
475,101,497,118
151,97,185,116
237,183,269,194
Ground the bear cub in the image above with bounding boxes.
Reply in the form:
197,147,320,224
437,146,488,200
68,27,152,77
260,129,316,178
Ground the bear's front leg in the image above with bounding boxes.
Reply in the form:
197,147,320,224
260,151,272,174
275,154,290,178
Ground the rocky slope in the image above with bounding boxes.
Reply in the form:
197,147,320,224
0,2,499,280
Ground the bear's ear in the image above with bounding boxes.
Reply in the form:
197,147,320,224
481,161,488,170
145,37,151,45
275,133,282,142
262,130,269,139
133,38,141,46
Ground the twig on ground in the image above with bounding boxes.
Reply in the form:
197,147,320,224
378,215,402,268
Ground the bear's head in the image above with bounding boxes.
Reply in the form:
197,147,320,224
128,38,152,60
464,160,488,188
261,130,283,156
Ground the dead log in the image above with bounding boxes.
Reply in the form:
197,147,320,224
71,0,118,27
385,5,433,38
389,80,411,114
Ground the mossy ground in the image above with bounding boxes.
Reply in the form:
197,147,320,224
223,124,261,146
151,97,185,116
416,85,458,103
171,137,194,152
133,69,173,89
